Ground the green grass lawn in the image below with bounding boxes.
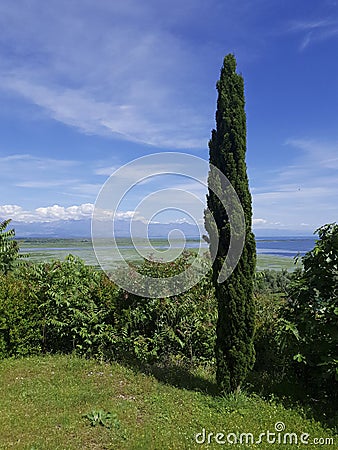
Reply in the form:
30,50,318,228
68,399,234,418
0,355,335,449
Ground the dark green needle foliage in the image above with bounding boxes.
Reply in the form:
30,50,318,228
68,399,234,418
205,54,256,393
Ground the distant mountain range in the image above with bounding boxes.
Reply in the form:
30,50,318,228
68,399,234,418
11,218,203,239
8,218,315,239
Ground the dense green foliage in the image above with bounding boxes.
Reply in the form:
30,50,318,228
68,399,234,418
254,268,292,294
205,54,256,392
0,253,217,365
1,220,336,425
0,256,117,359
282,223,338,397
0,249,292,367
0,219,21,274
114,252,216,364
0,270,43,357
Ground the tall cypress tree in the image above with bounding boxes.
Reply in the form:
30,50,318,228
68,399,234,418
205,54,256,393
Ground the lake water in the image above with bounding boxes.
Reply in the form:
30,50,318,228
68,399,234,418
255,236,316,258
19,236,316,271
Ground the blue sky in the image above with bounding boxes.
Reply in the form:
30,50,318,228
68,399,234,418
0,0,337,235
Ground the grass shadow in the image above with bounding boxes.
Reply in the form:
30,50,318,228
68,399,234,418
118,354,219,396
118,355,337,432
246,370,338,431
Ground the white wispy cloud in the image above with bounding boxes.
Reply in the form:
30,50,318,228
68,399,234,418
0,152,103,206
16,180,81,188
0,153,83,193
94,166,117,176
0,153,76,170
289,19,335,32
289,18,338,50
285,138,338,169
94,157,209,188
0,0,277,149
2,76,208,148
0,1,214,148
71,184,104,196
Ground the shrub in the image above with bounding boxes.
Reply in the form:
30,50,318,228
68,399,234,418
253,293,286,378
251,269,312,393
36,255,119,357
113,252,217,364
0,219,22,274
0,271,43,357
254,269,292,295
282,223,338,396
0,256,120,359
0,252,216,363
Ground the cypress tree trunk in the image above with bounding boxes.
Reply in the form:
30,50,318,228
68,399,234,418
205,54,256,393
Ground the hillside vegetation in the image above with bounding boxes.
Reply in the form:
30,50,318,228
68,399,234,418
0,355,336,449
0,221,337,448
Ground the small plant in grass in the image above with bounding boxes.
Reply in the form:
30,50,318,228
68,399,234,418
221,391,253,415
84,409,119,429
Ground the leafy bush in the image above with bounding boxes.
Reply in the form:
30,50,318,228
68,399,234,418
0,219,22,274
253,293,285,377
251,268,316,393
34,255,118,357
113,252,217,364
282,223,338,396
254,269,292,294
0,256,120,359
0,271,43,357
0,252,216,364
